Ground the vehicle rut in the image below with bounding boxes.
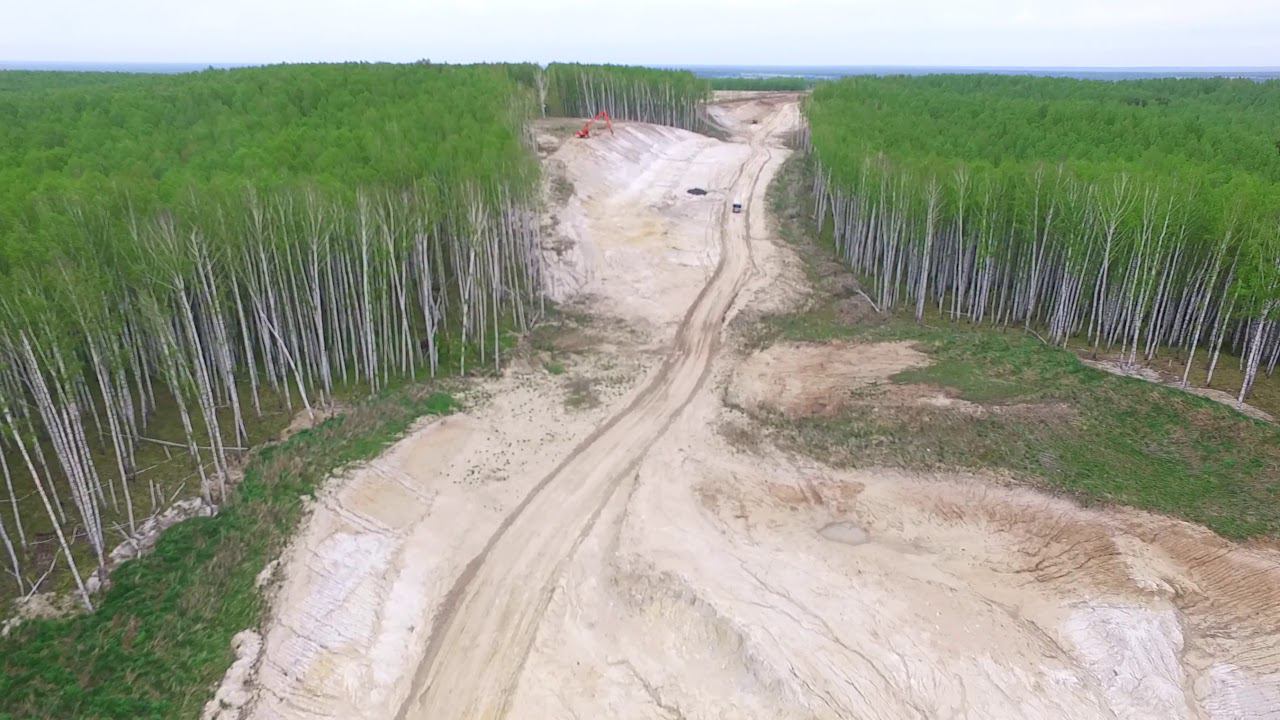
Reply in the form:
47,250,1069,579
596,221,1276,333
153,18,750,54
395,121,782,720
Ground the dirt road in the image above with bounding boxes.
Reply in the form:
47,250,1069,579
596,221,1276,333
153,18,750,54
242,95,1280,720
393,104,783,720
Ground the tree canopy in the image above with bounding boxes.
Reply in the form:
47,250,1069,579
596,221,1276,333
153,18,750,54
806,74,1280,401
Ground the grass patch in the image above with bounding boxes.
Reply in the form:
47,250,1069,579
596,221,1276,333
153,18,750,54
757,153,1280,541
1,387,296,604
549,174,575,206
1061,336,1280,420
0,384,456,719
889,325,1086,405
1,323,521,609
563,376,599,410
529,306,599,384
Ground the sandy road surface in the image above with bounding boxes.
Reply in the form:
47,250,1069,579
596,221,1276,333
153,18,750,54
394,106,782,720
241,95,1280,720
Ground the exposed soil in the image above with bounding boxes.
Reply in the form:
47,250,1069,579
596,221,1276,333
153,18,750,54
242,94,1280,720
727,339,1073,421
726,340,930,417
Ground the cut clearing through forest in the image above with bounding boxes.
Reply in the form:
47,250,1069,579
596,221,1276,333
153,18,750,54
243,94,1280,720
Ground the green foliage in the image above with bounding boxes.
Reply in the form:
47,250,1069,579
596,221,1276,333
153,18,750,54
0,63,536,254
806,74,1280,259
0,64,542,350
0,62,545,656
709,76,812,91
764,152,1280,540
545,64,710,130
809,75,1280,184
878,321,1279,538
804,75,1280,365
0,70,149,94
0,387,455,720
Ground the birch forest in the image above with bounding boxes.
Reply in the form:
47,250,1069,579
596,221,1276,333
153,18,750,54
0,63,547,609
544,63,710,132
805,75,1280,403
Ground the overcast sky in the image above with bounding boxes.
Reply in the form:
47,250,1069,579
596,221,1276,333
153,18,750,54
5,0,1279,67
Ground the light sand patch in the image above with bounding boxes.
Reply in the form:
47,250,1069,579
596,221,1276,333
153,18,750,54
542,122,752,334
248,330,652,719
278,403,342,441
874,381,993,416
1187,386,1274,422
727,341,930,417
203,630,263,720
818,521,869,546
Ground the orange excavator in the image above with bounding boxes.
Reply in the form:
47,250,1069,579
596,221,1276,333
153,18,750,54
575,110,614,139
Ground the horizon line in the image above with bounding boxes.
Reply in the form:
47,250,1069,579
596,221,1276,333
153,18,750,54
3,60,1279,71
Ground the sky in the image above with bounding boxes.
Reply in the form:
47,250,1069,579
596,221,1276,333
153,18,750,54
4,0,1279,68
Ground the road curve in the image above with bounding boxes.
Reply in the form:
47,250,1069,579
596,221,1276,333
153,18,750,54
395,110,787,720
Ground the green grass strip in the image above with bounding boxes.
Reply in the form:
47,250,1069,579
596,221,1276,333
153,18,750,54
0,385,455,719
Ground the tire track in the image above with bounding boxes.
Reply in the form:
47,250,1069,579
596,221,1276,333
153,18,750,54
395,117,785,720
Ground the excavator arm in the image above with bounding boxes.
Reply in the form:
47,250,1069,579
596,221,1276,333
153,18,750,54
575,110,614,139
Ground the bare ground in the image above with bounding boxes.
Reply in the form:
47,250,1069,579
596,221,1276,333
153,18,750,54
240,95,1280,720
727,340,932,418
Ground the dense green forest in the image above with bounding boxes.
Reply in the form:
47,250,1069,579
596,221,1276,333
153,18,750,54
544,63,710,131
0,62,546,610
805,75,1280,401
0,70,150,93
709,76,813,91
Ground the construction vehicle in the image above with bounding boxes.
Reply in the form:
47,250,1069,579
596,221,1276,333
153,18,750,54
575,110,614,139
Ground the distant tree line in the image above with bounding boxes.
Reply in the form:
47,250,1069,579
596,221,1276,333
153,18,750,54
542,63,711,131
709,76,813,91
